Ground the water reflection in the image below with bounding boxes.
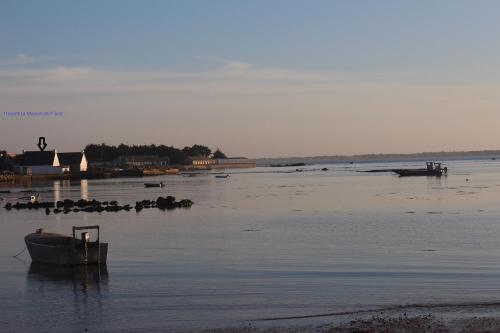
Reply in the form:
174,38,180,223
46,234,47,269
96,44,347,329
28,263,108,292
51,179,89,202
26,263,109,329
53,180,61,202
80,179,89,200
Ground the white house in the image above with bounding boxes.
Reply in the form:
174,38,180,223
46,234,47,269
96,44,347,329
16,150,62,175
58,151,88,172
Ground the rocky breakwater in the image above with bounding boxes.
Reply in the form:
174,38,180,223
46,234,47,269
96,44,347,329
134,196,193,212
4,196,193,215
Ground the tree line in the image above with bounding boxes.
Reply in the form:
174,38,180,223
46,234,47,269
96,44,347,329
84,143,226,164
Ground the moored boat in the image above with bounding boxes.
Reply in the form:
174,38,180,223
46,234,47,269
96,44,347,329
215,174,230,178
18,193,40,203
24,226,107,266
393,162,447,177
144,181,164,188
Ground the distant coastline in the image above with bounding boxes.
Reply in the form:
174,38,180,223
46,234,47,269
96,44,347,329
256,150,500,166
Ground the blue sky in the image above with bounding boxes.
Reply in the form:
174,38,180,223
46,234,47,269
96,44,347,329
1,1,500,157
3,0,499,75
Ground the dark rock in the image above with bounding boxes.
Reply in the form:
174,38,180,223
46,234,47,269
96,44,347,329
90,199,100,206
178,199,194,208
63,199,74,208
156,196,177,210
76,199,88,208
45,207,50,215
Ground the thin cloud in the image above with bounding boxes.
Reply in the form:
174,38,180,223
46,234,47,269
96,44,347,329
1,61,497,98
0,61,338,96
3,53,35,65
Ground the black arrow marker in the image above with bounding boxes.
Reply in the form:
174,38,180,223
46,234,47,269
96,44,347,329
37,137,47,151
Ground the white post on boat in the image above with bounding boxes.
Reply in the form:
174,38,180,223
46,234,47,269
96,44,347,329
97,226,100,265
72,225,101,265
81,232,89,265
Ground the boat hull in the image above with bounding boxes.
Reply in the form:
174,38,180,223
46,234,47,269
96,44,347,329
25,233,108,266
393,169,443,177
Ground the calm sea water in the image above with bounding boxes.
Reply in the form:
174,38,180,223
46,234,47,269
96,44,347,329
2,160,500,332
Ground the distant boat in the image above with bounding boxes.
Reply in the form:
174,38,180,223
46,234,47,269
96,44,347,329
25,226,108,266
144,181,164,188
393,162,447,177
18,193,40,203
215,174,230,179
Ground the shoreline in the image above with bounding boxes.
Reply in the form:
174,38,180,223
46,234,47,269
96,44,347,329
193,315,500,333
192,305,500,333
0,164,257,184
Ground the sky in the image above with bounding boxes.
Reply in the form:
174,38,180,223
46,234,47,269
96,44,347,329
1,0,500,158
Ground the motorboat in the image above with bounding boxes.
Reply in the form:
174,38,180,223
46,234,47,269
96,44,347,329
144,181,164,188
18,193,40,203
393,162,447,177
24,226,108,266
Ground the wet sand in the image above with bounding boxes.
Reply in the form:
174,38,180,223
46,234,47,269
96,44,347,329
197,313,500,333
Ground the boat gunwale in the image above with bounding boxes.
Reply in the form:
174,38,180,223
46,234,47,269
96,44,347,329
24,236,105,249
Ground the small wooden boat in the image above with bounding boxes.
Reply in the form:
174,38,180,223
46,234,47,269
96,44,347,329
25,226,108,266
393,162,447,177
215,174,230,178
144,181,164,188
19,193,40,203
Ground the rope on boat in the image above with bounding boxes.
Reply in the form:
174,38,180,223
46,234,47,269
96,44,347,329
13,246,27,258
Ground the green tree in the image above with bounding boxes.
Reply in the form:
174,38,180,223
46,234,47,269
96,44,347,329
212,148,227,159
84,143,187,164
182,144,212,157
